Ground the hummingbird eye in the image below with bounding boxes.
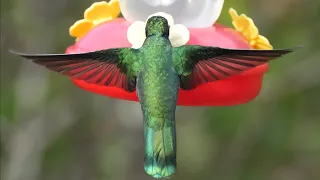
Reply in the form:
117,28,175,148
119,0,224,28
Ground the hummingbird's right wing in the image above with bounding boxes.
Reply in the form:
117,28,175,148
10,48,142,92
173,45,299,90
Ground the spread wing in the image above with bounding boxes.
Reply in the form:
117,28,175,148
173,45,299,90
10,48,142,92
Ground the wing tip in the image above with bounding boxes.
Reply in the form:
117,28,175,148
9,49,20,55
8,49,33,58
282,45,303,51
290,45,303,51
278,45,303,56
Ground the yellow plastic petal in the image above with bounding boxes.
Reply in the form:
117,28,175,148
242,19,259,40
69,19,94,38
229,8,273,50
255,35,273,50
69,0,121,40
92,17,112,26
230,9,247,32
84,0,120,22
84,2,111,21
169,24,190,47
108,0,121,18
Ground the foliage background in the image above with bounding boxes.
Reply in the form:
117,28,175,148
1,0,319,180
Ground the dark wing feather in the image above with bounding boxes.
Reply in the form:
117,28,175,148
10,48,141,92
173,45,300,90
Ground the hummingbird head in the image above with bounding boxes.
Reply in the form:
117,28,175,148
145,16,170,38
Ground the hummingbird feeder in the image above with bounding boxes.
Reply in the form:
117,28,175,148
67,0,274,106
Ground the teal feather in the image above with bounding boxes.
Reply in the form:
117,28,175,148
143,114,176,178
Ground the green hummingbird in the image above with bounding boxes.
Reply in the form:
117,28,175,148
10,16,299,178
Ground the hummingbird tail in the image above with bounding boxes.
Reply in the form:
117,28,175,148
143,115,176,178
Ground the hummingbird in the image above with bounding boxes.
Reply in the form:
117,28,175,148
10,16,299,178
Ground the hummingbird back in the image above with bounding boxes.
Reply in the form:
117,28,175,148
136,36,180,178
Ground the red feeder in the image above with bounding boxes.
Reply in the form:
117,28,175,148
66,18,268,106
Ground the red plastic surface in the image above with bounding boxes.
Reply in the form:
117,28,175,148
66,18,268,106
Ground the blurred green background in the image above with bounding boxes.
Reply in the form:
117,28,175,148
1,0,320,180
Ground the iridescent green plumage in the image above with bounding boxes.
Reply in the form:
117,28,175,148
10,16,298,178
137,23,179,177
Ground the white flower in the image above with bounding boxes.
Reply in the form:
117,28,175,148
127,12,190,49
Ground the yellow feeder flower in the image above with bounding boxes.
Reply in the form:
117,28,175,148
69,0,121,40
229,8,273,50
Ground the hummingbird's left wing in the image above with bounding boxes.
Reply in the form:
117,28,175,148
173,45,299,90
10,48,142,92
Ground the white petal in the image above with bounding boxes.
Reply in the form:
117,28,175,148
131,43,144,49
169,24,190,47
147,12,174,26
127,21,146,49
